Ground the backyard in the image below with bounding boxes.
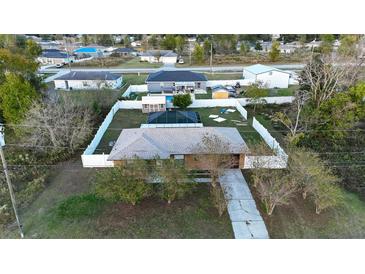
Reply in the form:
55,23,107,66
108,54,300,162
94,106,274,154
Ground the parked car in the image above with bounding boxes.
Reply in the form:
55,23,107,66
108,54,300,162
55,63,64,68
178,58,184,64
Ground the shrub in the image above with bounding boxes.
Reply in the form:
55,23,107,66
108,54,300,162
94,160,153,205
154,159,195,204
173,94,192,109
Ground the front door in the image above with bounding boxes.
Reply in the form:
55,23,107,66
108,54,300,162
65,81,69,89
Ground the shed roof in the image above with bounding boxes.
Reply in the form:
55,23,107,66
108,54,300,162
244,64,290,75
54,71,121,81
108,127,248,160
146,70,207,82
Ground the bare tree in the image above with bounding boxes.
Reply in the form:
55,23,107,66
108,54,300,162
20,97,94,153
252,169,297,216
193,133,238,188
272,90,309,144
299,51,363,108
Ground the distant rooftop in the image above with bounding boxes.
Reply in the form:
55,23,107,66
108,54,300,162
147,111,201,124
41,51,68,58
54,71,121,81
108,127,248,160
146,70,207,82
141,50,178,57
244,64,290,75
113,47,136,53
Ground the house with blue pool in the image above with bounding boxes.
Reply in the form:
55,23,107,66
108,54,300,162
73,46,104,57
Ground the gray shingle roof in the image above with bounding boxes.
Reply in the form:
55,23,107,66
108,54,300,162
108,127,248,160
146,70,207,82
54,71,121,81
140,50,177,57
113,47,136,53
41,51,68,58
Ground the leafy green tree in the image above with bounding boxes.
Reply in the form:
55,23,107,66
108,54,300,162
155,158,195,204
96,34,113,46
269,41,280,61
25,39,42,57
319,34,335,54
245,84,269,114
203,39,212,58
338,35,360,57
172,94,192,109
161,35,176,50
81,34,89,46
254,41,262,51
192,44,204,64
94,159,153,205
148,34,159,49
0,73,39,124
239,42,250,56
175,35,186,55
123,36,131,47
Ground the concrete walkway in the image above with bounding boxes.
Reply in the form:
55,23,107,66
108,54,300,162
219,169,269,239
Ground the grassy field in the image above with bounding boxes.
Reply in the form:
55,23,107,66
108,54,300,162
123,73,148,85
115,58,162,68
19,184,233,239
95,110,148,154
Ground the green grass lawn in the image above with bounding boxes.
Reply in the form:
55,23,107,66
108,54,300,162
204,73,243,80
193,107,270,150
195,89,212,99
12,183,233,239
95,110,148,154
267,85,299,97
115,58,162,68
123,73,148,85
57,88,124,108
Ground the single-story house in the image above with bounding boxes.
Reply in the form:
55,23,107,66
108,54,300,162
112,47,137,57
37,50,74,65
141,96,166,113
73,47,104,57
243,64,291,89
140,50,178,64
54,71,123,90
147,110,201,124
107,127,249,169
146,70,208,94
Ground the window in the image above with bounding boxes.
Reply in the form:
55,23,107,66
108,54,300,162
197,82,201,88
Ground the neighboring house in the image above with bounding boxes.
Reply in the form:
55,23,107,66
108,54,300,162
112,47,137,57
107,127,248,169
141,96,166,113
140,50,178,64
146,70,208,94
243,64,291,88
54,71,123,90
37,50,74,65
73,47,104,57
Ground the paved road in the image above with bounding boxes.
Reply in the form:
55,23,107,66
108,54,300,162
219,169,269,239
39,63,306,74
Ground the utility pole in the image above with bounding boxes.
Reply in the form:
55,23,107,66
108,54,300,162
210,41,213,73
0,125,24,238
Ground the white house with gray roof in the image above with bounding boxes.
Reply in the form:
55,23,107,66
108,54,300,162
140,50,178,64
243,64,291,88
54,71,123,90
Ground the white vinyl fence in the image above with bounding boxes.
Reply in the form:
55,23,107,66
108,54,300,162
237,96,295,106
206,79,253,87
243,117,288,169
122,84,148,97
189,99,247,119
